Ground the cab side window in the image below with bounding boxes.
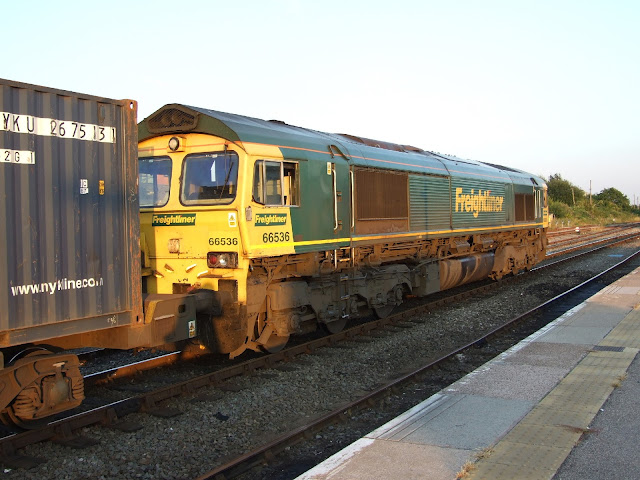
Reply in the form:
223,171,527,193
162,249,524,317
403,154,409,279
253,160,299,206
139,156,172,207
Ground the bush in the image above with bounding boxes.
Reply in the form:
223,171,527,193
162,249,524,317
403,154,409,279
547,174,585,205
549,199,572,218
545,175,640,228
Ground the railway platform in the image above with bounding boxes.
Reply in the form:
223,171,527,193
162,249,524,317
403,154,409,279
296,266,640,480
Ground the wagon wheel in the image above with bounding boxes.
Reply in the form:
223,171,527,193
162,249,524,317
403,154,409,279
1,348,59,430
1,405,48,430
7,345,59,364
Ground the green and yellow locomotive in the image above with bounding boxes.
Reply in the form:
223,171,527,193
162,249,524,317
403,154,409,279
138,105,548,358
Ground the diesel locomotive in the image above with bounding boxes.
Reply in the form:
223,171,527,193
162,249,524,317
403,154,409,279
138,104,548,358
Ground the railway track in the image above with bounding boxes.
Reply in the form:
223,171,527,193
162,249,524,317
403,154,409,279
75,223,639,388
67,224,639,385
1,229,639,477
195,236,640,479
546,223,597,238
547,223,639,256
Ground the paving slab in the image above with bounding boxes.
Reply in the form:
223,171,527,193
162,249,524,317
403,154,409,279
296,438,470,480
371,393,533,450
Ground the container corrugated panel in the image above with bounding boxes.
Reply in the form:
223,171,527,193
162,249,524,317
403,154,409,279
451,177,508,230
409,175,451,232
0,78,141,344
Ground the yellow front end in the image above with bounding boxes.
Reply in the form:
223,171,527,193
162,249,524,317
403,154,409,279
543,187,550,228
139,134,250,353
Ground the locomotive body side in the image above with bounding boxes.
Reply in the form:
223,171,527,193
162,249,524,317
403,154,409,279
139,104,548,358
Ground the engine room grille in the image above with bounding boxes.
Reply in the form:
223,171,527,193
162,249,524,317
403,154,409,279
148,107,198,133
355,169,408,220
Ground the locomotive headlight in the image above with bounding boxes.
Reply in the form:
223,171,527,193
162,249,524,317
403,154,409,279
167,136,186,152
207,252,238,268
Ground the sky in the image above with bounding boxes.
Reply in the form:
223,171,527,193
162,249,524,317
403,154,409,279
2,0,638,204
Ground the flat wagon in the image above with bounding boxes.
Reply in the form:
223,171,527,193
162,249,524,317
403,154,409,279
0,80,194,427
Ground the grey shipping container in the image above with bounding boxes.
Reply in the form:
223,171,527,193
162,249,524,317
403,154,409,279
0,78,142,347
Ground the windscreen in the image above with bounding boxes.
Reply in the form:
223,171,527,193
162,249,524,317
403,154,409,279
181,151,239,205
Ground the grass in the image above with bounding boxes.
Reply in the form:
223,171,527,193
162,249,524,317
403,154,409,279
455,447,494,479
612,373,628,389
549,199,640,229
455,461,476,479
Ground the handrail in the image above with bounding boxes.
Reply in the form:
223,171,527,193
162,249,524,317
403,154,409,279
332,164,338,231
350,170,355,229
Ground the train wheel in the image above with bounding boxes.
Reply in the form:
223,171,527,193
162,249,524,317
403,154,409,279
7,346,58,364
255,315,290,353
0,406,48,430
262,334,289,353
374,304,395,319
321,317,347,334
374,285,403,319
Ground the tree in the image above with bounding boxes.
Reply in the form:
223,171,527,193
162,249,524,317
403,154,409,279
547,174,585,205
594,187,630,210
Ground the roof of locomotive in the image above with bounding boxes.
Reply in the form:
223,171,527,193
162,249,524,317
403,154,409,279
139,104,546,188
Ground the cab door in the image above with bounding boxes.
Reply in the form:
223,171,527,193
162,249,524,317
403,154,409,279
330,158,351,240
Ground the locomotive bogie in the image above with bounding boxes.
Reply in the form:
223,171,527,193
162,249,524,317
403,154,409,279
0,350,84,427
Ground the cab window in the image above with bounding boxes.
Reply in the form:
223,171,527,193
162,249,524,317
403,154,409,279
139,156,172,207
181,151,239,205
253,160,299,206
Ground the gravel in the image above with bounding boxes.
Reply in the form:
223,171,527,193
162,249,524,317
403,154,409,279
4,239,640,480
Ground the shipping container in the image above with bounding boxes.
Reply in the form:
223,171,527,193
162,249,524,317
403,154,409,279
0,78,142,347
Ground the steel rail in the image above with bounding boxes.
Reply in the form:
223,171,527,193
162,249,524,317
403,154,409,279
85,350,197,386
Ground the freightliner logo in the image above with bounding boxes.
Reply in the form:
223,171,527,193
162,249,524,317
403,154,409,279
152,214,197,226
455,188,504,218
255,213,287,226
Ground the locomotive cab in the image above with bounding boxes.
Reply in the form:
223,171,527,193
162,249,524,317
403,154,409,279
139,132,251,355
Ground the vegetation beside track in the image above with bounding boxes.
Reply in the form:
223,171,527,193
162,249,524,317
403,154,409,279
546,173,640,228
